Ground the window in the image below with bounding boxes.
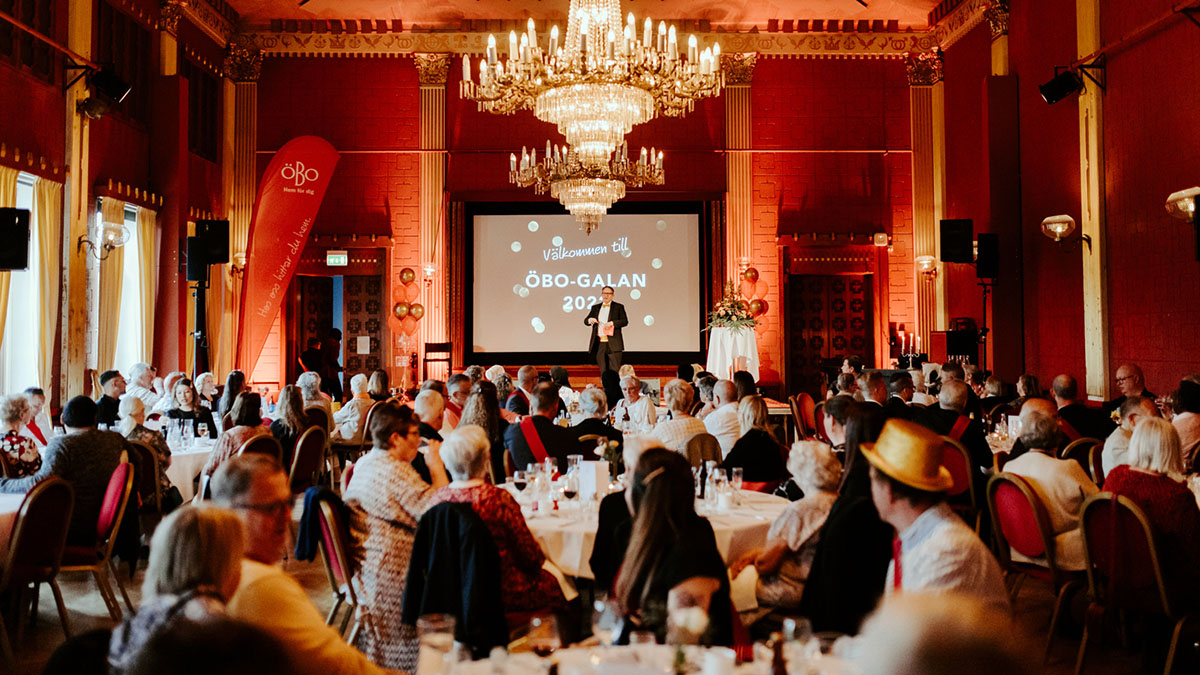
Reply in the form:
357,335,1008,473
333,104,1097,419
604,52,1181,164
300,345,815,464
0,172,40,393
0,0,55,83
113,205,143,372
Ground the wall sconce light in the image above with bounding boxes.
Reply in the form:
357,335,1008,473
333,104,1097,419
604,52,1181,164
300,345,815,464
872,232,889,247
915,255,938,280
1041,214,1092,251
230,252,247,278
77,217,130,260
421,261,438,286
1166,187,1199,222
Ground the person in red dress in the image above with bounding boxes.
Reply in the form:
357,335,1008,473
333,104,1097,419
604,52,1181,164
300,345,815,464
430,424,566,615
1102,416,1200,604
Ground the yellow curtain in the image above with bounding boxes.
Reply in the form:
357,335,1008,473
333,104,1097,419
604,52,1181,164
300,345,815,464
34,178,63,389
137,207,157,363
97,197,126,371
0,165,19,353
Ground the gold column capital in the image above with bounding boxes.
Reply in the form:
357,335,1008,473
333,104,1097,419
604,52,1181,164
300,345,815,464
414,53,451,87
721,53,757,86
159,0,185,36
905,48,944,86
984,0,1011,41
223,38,263,83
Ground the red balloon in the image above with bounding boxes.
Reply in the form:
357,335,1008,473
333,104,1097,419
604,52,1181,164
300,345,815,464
392,301,410,319
740,279,756,299
405,283,421,303
743,267,759,283
754,279,769,298
401,315,418,335
409,303,425,321
749,299,765,316
399,267,416,284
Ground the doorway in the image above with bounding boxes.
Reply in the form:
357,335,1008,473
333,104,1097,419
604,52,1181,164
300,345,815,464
785,274,874,398
288,274,385,396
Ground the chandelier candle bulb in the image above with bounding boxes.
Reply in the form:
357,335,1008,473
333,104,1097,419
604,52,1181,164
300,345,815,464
462,55,470,82
688,35,698,62
656,151,663,170
643,18,652,48
509,31,519,62
658,21,666,51
668,26,677,60
510,153,517,171
550,25,559,55
527,17,537,48
607,28,615,59
487,34,497,65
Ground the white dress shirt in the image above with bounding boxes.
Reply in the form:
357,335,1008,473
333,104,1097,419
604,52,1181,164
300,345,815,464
704,402,741,458
1100,427,1131,480
124,384,163,410
613,395,657,433
597,303,611,341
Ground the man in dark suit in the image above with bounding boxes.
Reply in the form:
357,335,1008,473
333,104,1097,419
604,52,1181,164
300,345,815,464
505,365,538,416
584,286,629,373
883,372,914,421
95,369,125,427
504,383,577,473
979,376,1010,417
940,362,983,419
1103,363,1156,414
1053,374,1116,441
913,380,992,474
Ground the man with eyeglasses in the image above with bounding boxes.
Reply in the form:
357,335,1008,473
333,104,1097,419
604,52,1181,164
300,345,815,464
584,285,629,374
212,455,384,675
1103,363,1156,415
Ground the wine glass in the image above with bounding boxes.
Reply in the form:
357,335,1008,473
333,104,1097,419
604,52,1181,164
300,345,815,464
196,422,208,440
513,470,529,497
527,615,561,658
592,597,623,648
730,467,744,492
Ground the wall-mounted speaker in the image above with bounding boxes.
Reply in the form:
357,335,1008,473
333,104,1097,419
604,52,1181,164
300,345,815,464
976,233,999,279
0,208,31,271
940,219,974,263
195,219,230,264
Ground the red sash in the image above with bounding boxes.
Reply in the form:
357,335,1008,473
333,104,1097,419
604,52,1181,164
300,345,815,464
949,415,971,442
1059,417,1082,441
519,417,549,463
25,421,47,445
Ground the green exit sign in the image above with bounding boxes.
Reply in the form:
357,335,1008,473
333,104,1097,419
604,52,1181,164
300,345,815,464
326,250,348,267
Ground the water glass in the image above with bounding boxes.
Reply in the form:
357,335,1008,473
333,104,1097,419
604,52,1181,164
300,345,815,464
526,615,562,658
415,614,457,674
567,454,583,474
592,597,623,647
543,457,556,478
730,467,744,492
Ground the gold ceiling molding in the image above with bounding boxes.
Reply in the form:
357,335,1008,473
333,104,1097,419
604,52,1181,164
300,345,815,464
160,0,236,46
930,0,993,49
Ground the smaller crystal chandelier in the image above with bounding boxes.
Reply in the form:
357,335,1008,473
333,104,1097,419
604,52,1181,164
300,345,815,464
510,140,664,234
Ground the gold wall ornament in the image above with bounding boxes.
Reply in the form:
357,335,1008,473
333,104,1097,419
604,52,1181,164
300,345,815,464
721,53,758,85
984,0,1010,40
905,48,944,86
223,38,263,82
414,53,451,86
159,0,184,35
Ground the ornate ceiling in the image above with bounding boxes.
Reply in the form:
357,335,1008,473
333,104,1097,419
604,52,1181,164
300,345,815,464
227,0,944,31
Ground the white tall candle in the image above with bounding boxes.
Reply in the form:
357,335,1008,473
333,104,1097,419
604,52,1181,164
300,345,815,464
487,34,497,65
688,34,697,62
550,25,559,55
643,18,652,48
461,54,470,82
527,18,536,50
509,30,518,62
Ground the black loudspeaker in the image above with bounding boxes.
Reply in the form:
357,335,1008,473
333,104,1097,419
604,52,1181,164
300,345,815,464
195,219,230,264
976,233,999,279
940,219,974,263
186,236,209,282
0,208,31,270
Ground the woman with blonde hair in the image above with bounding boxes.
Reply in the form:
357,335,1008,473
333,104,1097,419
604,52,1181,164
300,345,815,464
720,395,788,483
108,505,244,672
651,378,706,455
1,394,42,477
270,384,308,470
731,441,842,610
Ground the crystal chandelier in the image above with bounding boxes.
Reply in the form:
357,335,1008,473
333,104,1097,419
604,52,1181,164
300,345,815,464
460,0,723,167
510,141,664,234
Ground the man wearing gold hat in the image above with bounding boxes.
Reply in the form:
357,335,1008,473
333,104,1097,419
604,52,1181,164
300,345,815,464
862,419,1008,610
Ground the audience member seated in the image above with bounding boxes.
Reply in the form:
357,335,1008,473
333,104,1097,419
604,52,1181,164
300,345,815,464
909,369,936,406
1172,377,1200,472
166,378,218,439
205,393,270,478
1010,373,1041,412
269,385,308,470
0,396,126,546
126,362,165,409
152,371,187,414
194,372,218,410
836,372,859,399
858,372,888,410
550,365,574,403
590,435,661,593
506,365,539,416
842,355,864,376
20,386,54,449
602,370,623,410
120,396,177,510
1104,363,1156,414
864,419,1007,610
431,426,567,617
505,382,577,473
459,380,506,481
367,369,390,403
295,371,330,430
493,374,518,424
1103,417,1200,603
732,370,758,400
1100,395,1158,479
913,380,992,475
703,380,741,457
694,374,719,420
1,394,43,477
128,617,294,675
838,402,887,500
939,362,983,419
485,364,507,383
884,372,915,421
414,389,445,443
572,388,623,456
443,373,472,430
1002,409,1097,571
97,369,125,427
1052,374,1115,441
331,374,374,445
980,376,1008,415
212,455,385,675
219,370,247,423
342,403,448,671
721,395,787,483
731,441,841,612
822,395,855,452
652,378,708,457
463,364,485,384
107,506,243,672
612,375,657,433
615,448,732,645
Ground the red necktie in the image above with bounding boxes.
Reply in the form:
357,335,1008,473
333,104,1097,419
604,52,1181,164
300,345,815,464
892,537,904,589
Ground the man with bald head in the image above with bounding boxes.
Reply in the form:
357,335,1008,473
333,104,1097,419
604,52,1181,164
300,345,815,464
913,380,992,474
506,365,540,416
1103,364,1155,414
703,379,740,457
1052,374,1115,441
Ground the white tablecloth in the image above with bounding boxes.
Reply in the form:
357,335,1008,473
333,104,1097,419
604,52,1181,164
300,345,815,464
0,492,25,558
166,440,215,502
522,489,788,579
706,326,760,381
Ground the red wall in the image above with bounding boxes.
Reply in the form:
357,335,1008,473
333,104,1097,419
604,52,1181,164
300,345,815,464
0,66,65,169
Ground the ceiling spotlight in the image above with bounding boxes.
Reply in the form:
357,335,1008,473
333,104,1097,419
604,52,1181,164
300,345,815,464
1039,70,1083,104
1166,187,1200,222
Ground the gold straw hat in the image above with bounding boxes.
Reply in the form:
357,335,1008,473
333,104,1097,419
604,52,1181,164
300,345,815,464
859,418,954,492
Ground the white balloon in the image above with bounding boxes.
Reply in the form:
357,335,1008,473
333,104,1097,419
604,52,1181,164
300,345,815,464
511,241,522,252
643,315,655,326
518,286,530,298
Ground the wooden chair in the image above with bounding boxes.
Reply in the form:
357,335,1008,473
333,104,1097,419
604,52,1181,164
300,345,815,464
304,405,332,432
422,341,452,381
993,449,1011,473
940,436,980,532
221,413,234,432
502,449,516,478
1061,437,1103,480
316,497,361,641
354,401,385,458
238,434,283,463
685,433,721,469
1089,445,1105,488
289,426,328,494
0,477,74,668
987,473,1083,664
59,463,136,621
126,440,161,514
789,392,817,439
1075,493,1198,674
813,402,830,443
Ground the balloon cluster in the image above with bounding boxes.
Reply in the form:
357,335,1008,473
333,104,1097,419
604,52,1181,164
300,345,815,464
739,267,770,317
389,267,425,336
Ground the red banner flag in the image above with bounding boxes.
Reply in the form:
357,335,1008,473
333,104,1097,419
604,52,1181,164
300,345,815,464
237,136,340,373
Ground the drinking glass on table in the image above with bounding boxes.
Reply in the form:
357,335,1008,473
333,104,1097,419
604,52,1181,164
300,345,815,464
730,467,744,505
196,422,208,440
527,615,562,658
513,471,530,498
592,597,623,648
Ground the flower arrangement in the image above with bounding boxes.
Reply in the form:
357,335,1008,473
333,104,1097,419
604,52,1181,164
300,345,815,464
707,281,758,332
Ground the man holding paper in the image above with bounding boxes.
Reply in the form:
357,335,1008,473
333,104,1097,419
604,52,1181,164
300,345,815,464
584,286,629,373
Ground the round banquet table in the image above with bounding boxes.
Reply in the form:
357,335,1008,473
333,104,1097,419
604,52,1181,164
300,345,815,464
0,492,26,559
165,439,216,503
446,644,856,675
520,489,789,580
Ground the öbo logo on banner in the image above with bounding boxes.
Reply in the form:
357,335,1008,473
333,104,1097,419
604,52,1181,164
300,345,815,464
281,161,319,187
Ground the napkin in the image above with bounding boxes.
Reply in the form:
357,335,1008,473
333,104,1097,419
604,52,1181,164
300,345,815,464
728,565,759,612
542,559,579,602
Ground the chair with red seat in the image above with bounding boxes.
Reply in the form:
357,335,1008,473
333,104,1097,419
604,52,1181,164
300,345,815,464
813,402,829,443
316,496,361,640
303,405,331,432
792,392,817,440
59,462,136,621
0,477,74,667
987,472,1083,663
289,426,328,494
237,433,283,463
1074,493,1199,674
939,436,980,532
1088,444,1105,488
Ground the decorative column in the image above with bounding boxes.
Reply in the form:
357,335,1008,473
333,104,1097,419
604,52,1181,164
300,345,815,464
218,38,262,379
415,54,449,379
722,53,757,282
1077,0,1108,399
985,0,1010,76
61,0,93,398
906,49,948,344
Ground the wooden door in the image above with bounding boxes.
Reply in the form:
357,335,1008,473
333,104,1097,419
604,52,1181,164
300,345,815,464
786,275,874,398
